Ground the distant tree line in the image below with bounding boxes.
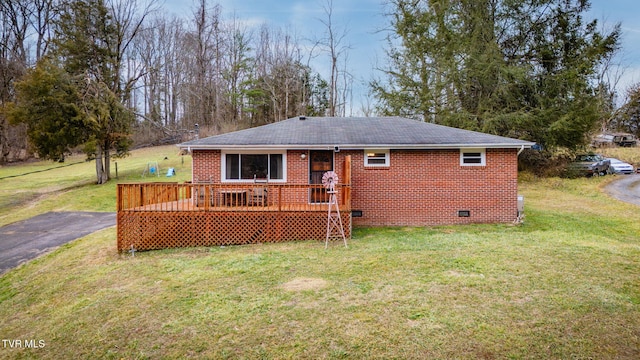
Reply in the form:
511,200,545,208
0,0,350,179
1,0,639,182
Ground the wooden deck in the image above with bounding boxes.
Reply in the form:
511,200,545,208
131,199,351,212
116,182,352,251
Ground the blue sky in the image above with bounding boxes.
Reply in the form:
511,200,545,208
165,0,640,112
589,0,640,99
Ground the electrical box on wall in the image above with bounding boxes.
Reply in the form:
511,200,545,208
517,195,524,213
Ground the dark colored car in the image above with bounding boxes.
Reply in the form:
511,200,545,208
568,154,610,177
612,133,637,147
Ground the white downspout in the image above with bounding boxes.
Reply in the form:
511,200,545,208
515,144,525,224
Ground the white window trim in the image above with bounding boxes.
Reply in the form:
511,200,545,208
221,150,287,182
364,149,390,167
460,148,486,166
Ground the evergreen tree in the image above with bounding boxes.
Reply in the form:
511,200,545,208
372,0,620,149
6,58,89,161
48,0,153,183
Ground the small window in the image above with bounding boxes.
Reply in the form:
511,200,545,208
364,149,390,167
460,149,486,166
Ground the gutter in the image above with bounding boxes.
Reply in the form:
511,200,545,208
178,143,536,151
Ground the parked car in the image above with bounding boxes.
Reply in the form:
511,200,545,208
592,134,615,147
607,158,635,174
568,154,610,177
612,133,637,147
592,132,637,147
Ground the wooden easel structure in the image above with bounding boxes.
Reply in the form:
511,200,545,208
324,171,347,248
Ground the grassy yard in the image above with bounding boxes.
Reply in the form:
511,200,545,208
0,145,191,227
600,146,640,167
1,147,639,359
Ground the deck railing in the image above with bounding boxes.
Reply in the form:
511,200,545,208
117,156,353,251
117,182,352,213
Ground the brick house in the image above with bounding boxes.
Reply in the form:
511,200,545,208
179,116,534,227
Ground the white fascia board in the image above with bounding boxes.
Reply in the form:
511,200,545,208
334,143,535,150
179,143,535,151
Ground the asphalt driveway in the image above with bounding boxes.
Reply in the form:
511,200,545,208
0,211,116,274
604,174,640,207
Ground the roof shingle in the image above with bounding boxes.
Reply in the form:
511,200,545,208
180,116,534,149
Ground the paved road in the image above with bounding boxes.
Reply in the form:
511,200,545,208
0,211,116,274
603,174,640,207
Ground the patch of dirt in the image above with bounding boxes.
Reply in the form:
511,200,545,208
281,277,328,292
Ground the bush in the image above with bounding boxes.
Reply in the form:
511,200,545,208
519,148,573,177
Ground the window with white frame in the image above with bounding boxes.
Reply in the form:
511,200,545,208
223,152,285,181
364,149,390,167
460,148,486,166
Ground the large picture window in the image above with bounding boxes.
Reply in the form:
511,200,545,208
224,153,284,180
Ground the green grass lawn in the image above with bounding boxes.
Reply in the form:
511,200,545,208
1,148,639,359
0,145,191,226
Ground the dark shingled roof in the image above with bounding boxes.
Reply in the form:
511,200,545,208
179,116,534,150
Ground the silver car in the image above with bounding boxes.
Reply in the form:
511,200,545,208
607,158,635,175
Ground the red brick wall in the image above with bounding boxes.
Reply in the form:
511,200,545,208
345,149,519,226
286,150,309,203
191,148,519,226
192,150,221,182
287,150,308,184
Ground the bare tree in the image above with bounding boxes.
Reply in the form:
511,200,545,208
135,15,186,130
163,19,187,128
221,15,253,127
315,0,351,117
182,0,224,132
253,24,310,123
593,20,625,133
0,0,29,65
30,0,58,61
107,0,159,98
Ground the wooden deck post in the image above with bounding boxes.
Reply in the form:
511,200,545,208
116,185,122,211
342,155,351,206
278,186,282,212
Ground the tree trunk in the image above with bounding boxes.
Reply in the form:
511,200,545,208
103,141,111,182
0,119,8,164
95,143,108,184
